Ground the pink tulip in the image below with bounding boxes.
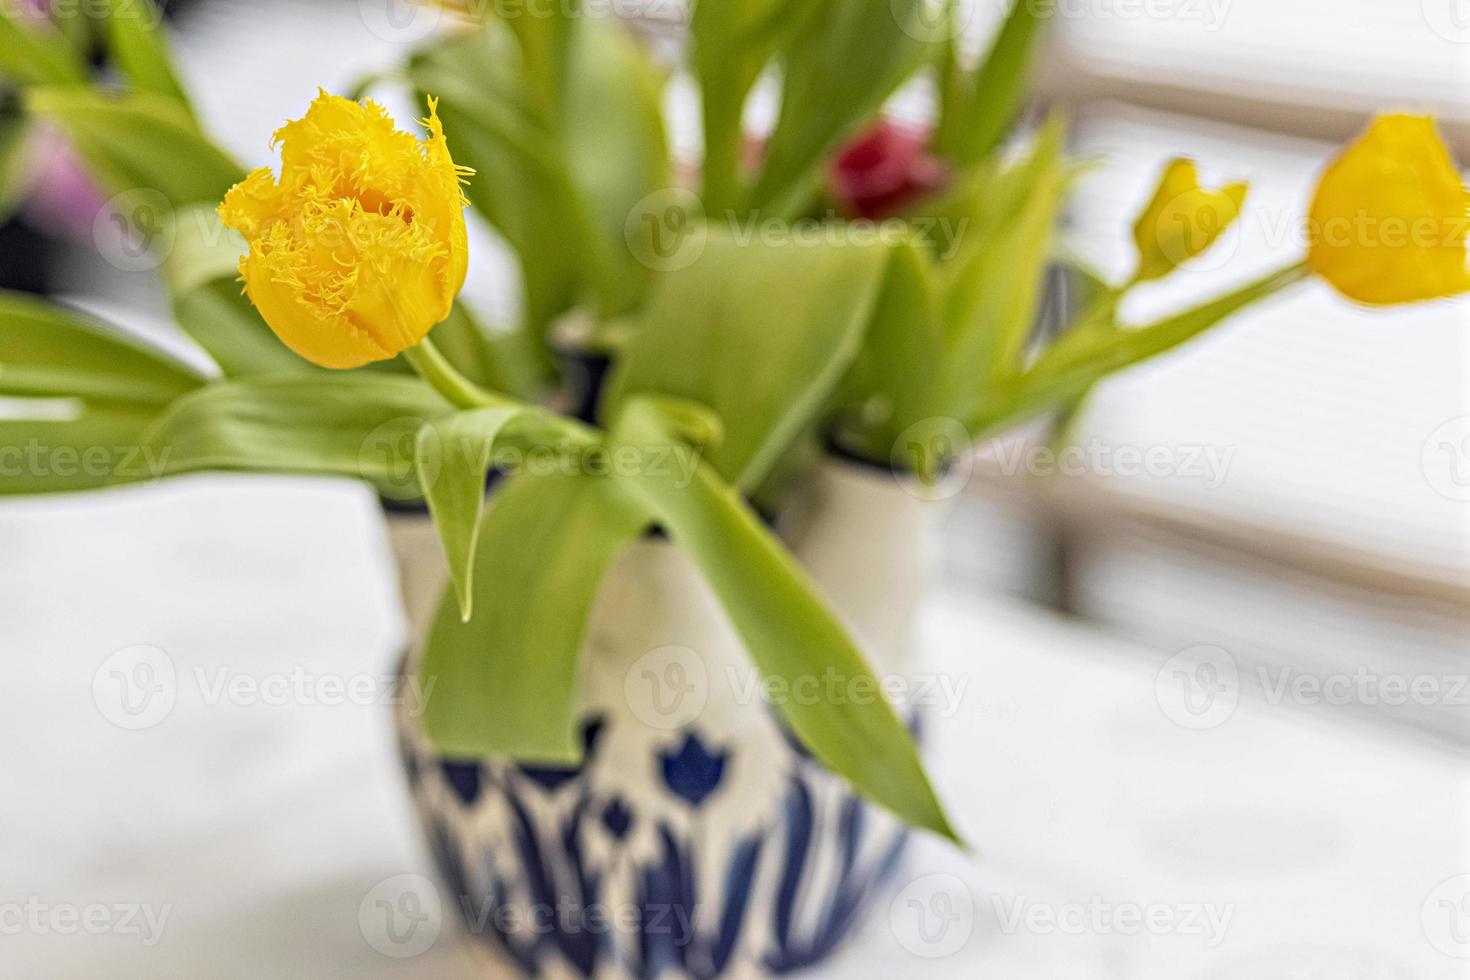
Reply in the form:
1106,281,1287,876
23,126,108,243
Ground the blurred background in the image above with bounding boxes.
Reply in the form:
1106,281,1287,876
2,0,1467,976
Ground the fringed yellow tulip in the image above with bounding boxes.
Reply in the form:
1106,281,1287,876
1132,158,1248,282
1307,114,1470,306
218,91,471,369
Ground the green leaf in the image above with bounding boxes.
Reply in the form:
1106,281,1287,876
411,18,666,331
98,0,195,115
0,402,162,495
749,0,928,218
0,289,202,405
51,4,93,55
935,3,965,148
418,467,650,762
833,240,944,459
933,0,1045,166
409,25,584,341
489,0,577,122
941,122,1066,415
927,113,1066,273
0,14,87,87
562,19,670,315
415,406,527,620
602,232,887,490
0,113,34,224
690,0,804,210
609,397,959,842
973,262,1310,435
26,87,242,207
141,374,453,496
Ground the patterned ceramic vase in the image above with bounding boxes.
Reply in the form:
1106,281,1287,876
388,453,936,978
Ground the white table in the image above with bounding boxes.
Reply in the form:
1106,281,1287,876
1,475,1465,977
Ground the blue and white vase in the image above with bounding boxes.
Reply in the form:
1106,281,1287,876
387,453,936,977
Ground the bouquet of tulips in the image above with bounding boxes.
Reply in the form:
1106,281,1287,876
2,0,1467,840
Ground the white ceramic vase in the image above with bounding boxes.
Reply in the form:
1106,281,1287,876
386,453,938,978
776,453,936,674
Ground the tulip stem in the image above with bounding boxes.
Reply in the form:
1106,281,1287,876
405,337,515,412
406,337,605,452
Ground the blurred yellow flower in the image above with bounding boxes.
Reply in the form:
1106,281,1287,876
1307,114,1470,306
428,0,481,15
1132,158,1248,282
218,91,471,369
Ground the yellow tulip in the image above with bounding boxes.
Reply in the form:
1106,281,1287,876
1306,114,1470,306
1132,158,1248,282
218,91,471,369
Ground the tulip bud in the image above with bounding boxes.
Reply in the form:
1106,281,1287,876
829,119,949,221
1131,158,1247,283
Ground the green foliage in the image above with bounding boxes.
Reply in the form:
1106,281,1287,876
12,15,338,382
418,466,651,762
933,0,1047,167
602,232,886,491
488,0,577,121
925,113,1067,272
748,0,929,218
414,405,583,619
689,0,805,211
833,240,944,459
98,0,195,115
940,121,1066,409
0,293,201,496
410,25,581,344
413,382,964,842
972,263,1311,435
0,289,202,405
0,13,87,87
561,20,670,316
0,404,161,495
140,374,454,496
26,88,241,207
407,15,668,348
832,120,1066,460
0,112,30,224
416,408,519,620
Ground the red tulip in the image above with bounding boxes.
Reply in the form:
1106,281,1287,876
828,119,949,220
